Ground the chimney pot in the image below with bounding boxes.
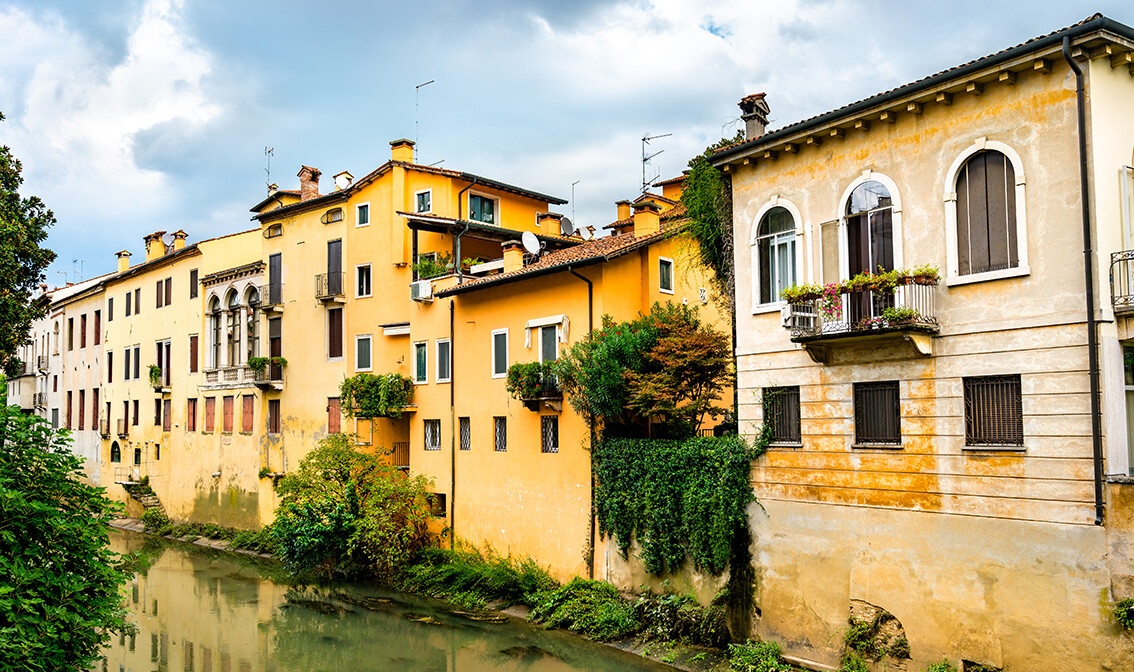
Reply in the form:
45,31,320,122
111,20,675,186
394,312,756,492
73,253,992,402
502,240,525,274
738,93,770,140
116,250,132,274
143,231,167,262
632,202,661,238
390,138,415,163
171,229,188,251
297,166,321,202
616,199,633,223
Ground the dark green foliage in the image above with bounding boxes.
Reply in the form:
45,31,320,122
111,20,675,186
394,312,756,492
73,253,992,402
339,372,415,419
0,113,57,377
147,519,277,555
925,659,958,672
505,361,558,399
593,434,764,575
530,579,641,641
680,132,743,308
889,635,910,659
140,507,169,532
635,592,729,647
0,406,131,671
839,650,869,672
1115,597,1134,630
412,251,452,280
398,546,557,610
728,640,794,672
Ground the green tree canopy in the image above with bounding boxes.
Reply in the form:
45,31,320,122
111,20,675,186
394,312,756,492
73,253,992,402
0,406,132,671
0,112,57,377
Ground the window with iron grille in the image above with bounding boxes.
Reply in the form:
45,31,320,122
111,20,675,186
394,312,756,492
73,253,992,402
494,416,507,452
763,386,801,444
853,381,901,446
424,419,441,451
459,417,471,451
963,374,1023,447
541,416,559,453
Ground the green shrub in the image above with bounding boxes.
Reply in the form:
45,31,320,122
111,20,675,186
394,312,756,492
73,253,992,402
925,659,957,672
140,508,169,531
635,592,730,647
728,640,793,672
530,579,641,641
400,546,557,609
1115,597,1134,630
839,650,869,672
505,361,558,399
339,372,414,419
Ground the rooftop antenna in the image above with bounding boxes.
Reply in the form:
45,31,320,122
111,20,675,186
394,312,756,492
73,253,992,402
571,180,580,223
415,79,435,163
264,146,274,193
642,132,671,193
72,259,84,282
428,159,446,167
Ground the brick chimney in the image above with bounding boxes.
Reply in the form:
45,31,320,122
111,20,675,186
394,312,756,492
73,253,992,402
116,250,132,274
632,202,661,238
144,231,166,262
502,240,524,274
739,93,770,140
616,199,633,222
171,230,188,251
536,212,563,236
298,166,321,202
390,138,415,163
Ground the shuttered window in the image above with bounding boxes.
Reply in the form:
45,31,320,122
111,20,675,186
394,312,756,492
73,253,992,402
204,397,216,432
328,398,341,433
80,314,87,348
154,399,162,426
94,310,101,345
853,381,901,446
78,390,85,430
956,150,1017,275
187,398,197,432
189,335,199,373
164,278,172,307
964,375,1023,447
156,280,163,308
241,395,254,432
163,400,171,432
763,386,801,444
329,308,343,359
267,399,280,434
222,396,234,432
190,269,198,299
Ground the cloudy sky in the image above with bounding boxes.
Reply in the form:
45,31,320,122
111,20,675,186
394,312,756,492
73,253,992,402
0,0,1127,284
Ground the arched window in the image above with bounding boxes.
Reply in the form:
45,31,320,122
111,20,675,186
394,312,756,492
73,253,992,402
225,290,241,366
846,180,894,277
955,150,1017,275
209,296,222,368
756,206,797,304
110,441,121,463
245,287,260,360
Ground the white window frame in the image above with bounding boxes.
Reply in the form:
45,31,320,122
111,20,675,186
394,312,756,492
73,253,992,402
415,188,433,214
837,171,904,284
355,335,372,372
748,196,807,314
658,256,675,295
468,191,499,225
491,329,509,378
356,263,372,298
413,341,428,384
943,138,1029,286
538,324,559,363
355,201,371,228
436,338,451,383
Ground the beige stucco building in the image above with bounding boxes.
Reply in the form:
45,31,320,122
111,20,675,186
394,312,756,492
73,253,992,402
712,14,1134,671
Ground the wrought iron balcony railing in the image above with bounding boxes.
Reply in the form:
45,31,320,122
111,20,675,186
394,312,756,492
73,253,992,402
783,280,939,341
315,272,345,301
1111,250,1134,314
36,355,48,372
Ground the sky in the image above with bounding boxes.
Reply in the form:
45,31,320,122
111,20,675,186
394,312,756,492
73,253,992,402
0,0,1128,285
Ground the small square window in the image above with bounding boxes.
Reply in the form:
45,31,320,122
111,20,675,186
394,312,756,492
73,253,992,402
763,386,801,444
356,203,370,227
424,419,441,451
429,492,447,518
963,375,1024,447
436,339,451,383
356,335,372,372
494,416,507,452
659,257,674,294
541,416,559,453
491,329,508,378
853,381,901,446
470,194,495,224
416,190,432,214
356,265,372,298
414,342,428,383
459,417,471,451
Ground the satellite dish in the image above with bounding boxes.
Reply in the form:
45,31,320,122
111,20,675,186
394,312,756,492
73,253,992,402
522,231,541,256
560,216,576,237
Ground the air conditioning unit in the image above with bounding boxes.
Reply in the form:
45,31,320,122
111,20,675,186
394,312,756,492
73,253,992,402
782,303,818,332
410,279,433,302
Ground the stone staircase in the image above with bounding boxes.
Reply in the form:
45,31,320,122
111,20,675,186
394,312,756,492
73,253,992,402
122,483,167,517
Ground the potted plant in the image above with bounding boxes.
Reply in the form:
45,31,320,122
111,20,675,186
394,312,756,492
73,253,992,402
881,306,920,325
339,372,415,418
506,362,559,410
911,263,941,285
148,364,163,391
246,356,269,372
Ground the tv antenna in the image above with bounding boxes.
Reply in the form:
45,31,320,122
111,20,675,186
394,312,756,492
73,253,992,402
264,146,274,193
415,79,435,163
571,180,580,223
642,132,671,193
72,259,85,282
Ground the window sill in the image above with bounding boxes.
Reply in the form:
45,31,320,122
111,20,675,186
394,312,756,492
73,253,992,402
768,441,803,449
659,288,675,295
945,265,1029,287
752,301,785,315
851,443,904,450
962,444,1026,452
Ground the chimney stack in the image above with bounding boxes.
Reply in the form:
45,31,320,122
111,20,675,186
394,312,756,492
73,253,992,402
502,240,524,274
616,199,633,223
144,231,166,262
116,250,132,274
536,212,563,236
632,202,661,238
298,166,321,202
268,183,279,195
390,138,415,163
171,230,188,252
738,93,770,140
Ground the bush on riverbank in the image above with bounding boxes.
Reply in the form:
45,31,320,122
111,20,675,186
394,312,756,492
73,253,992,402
397,545,557,609
140,511,278,555
728,640,794,672
530,579,642,641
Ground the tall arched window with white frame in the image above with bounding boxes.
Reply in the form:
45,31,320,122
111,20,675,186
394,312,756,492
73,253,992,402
845,180,895,323
225,291,241,366
955,150,1017,275
245,286,260,360
756,206,797,305
209,296,222,368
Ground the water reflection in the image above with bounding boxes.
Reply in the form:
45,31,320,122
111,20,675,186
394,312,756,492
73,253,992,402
98,530,669,672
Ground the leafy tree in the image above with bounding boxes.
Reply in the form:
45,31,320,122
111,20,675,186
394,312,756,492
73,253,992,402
0,113,57,377
0,406,132,671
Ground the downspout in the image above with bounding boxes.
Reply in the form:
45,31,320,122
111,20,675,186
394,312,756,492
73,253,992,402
456,178,479,284
449,298,456,548
1063,36,1106,526
569,266,596,579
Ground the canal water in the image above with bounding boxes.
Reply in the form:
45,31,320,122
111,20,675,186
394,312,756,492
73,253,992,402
97,529,672,672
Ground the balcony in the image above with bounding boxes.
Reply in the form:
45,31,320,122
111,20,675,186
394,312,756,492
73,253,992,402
116,418,129,438
201,365,258,390
506,362,563,411
782,275,939,364
33,391,46,409
99,416,110,438
315,272,345,303
260,282,284,314
253,365,284,391
1111,250,1134,314
36,355,47,372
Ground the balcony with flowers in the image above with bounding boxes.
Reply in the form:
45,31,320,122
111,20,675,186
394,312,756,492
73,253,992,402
780,265,940,363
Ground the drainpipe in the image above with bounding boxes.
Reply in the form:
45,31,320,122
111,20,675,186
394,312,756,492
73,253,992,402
1063,36,1105,526
449,298,456,548
569,266,596,578
456,178,479,283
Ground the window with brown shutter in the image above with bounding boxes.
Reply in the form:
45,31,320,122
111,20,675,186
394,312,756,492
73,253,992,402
223,396,234,432
78,390,85,430
189,334,199,373
964,375,1023,447
242,395,253,432
133,400,139,426
93,389,99,426
94,310,101,345
328,308,343,359
327,397,341,433
156,280,163,308
164,278,172,307
853,381,901,446
80,315,87,348
187,398,197,432
154,399,162,426
190,269,198,299
204,397,216,432
956,150,1017,275
268,399,280,434
163,400,171,432
134,288,141,314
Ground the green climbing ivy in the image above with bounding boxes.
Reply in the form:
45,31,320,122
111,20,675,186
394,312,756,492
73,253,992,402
592,427,772,575
339,372,415,419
